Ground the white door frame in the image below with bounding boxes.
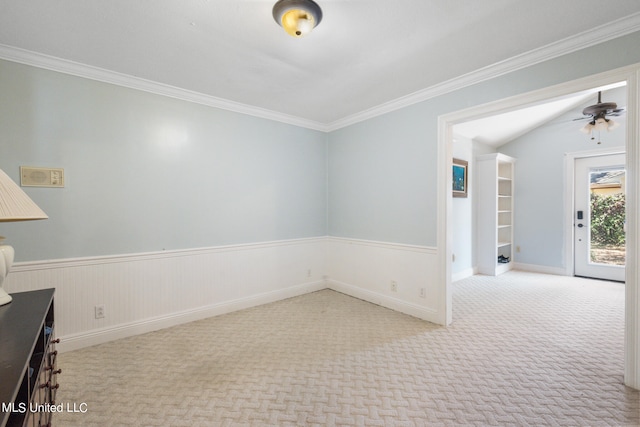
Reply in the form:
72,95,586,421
564,149,626,280
437,63,640,389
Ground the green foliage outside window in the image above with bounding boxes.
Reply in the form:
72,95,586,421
590,192,626,246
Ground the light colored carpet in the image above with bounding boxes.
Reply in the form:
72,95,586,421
56,271,640,426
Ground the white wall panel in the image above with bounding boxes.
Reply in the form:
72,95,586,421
326,237,440,323
4,238,327,352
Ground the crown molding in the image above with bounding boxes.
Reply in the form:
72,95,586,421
0,44,329,132
1,12,639,134
325,12,640,131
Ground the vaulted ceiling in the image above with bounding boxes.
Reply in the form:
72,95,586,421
1,0,640,130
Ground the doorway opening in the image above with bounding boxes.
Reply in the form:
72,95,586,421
437,64,639,389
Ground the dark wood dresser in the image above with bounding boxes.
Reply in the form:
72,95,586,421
0,289,59,427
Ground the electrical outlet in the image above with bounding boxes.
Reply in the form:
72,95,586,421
95,305,105,319
420,288,426,298
516,246,521,253
307,269,312,277
391,281,398,292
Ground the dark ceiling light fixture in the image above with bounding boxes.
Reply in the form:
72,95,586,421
272,0,323,38
579,91,624,143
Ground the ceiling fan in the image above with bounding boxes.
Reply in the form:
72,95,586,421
577,91,625,138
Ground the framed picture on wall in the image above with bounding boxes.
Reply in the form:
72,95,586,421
452,158,468,198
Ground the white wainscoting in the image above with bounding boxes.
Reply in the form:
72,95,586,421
4,236,444,352
325,237,441,324
452,267,477,283
4,237,327,352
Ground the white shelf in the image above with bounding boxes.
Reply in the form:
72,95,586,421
477,153,516,276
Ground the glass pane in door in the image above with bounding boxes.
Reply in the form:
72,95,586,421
589,167,626,266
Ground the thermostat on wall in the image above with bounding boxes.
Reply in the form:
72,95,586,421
20,166,65,188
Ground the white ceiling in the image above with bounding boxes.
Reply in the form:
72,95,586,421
1,0,640,130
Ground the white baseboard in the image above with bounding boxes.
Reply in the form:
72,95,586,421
513,262,568,276
327,279,440,324
58,280,326,352
452,267,477,282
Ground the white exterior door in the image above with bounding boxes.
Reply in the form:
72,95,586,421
574,153,626,282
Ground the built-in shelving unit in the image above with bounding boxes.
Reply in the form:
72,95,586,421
477,153,516,276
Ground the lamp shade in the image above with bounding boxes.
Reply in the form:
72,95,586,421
0,168,48,222
580,122,595,134
0,168,47,305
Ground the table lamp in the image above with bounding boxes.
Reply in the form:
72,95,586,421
0,168,48,305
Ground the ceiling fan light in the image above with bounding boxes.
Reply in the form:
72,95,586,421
607,119,620,131
273,0,322,38
594,117,609,131
581,122,595,134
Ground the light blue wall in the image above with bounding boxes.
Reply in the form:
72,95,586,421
327,31,640,247
328,106,435,245
451,137,475,275
499,86,627,269
450,138,495,276
3,31,640,262
0,60,328,261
